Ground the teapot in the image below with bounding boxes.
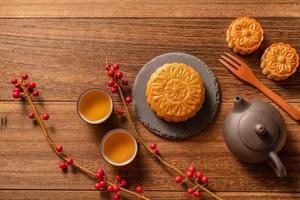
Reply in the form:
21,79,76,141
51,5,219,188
223,96,287,178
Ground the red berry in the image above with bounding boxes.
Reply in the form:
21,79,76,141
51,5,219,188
97,168,104,175
95,172,103,180
187,188,194,194
66,158,73,165
99,181,106,188
116,109,124,115
108,79,116,87
122,79,129,85
28,82,36,89
135,186,143,193
107,185,114,192
113,185,119,193
194,191,201,198
153,149,159,155
25,82,29,88
188,165,196,173
28,112,35,119
14,88,21,93
201,176,208,184
125,96,132,104
195,172,203,180
42,113,49,120
55,145,63,152
96,169,104,179
113,64,120,70
59,162,67,170
12,91,20,98
113,194,120,200
11,79,18,84
111,87,118,93
186,171,194,178
33,90,39,96
21,73,28,80
149,143,157,150
120,179,127,187
175,175,183,183
115,175,122,182
108,70,115,77
104,63,111,70
115,71,123,79
94,182,101,190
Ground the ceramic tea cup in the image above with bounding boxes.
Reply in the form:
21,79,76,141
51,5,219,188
77,88,113,124
100,129,138,166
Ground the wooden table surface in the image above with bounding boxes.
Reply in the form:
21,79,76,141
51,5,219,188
0,1,299,200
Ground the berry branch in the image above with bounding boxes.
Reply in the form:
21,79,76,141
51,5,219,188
105,63,223,200
10,74,150,200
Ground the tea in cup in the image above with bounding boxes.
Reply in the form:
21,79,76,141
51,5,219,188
77,88,113,124
100,129,138,166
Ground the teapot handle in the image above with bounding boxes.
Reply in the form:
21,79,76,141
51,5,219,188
268,151,287,178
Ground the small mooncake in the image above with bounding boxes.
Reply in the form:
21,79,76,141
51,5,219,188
226,16,264,54
260,42,299,81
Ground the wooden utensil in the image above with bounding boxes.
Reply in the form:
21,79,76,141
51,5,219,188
219,52,300,121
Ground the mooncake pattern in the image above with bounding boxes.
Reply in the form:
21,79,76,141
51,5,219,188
146,63,205,122
260,42,299,81
226,16,264,54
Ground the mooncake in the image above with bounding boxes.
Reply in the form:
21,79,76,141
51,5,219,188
226,16,264,54
146,63,205,122
260,42,299,81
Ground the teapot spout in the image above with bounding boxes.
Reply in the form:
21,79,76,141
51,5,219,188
233,96,249,112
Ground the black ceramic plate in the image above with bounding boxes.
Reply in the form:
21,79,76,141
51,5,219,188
132,52,220,139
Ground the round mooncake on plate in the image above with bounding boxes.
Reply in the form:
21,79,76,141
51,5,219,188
133,52,220,139
146,63,205,122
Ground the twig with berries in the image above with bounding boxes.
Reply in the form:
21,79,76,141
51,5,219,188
10,73,150,200
105,64,223,200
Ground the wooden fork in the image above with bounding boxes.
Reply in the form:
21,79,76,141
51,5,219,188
219,52,300,121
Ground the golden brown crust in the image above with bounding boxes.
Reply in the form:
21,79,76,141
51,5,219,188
146,63,205,122
226,16,264,55
260,42,299,81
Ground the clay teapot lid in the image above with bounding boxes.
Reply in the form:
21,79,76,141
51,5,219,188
238,108,279,151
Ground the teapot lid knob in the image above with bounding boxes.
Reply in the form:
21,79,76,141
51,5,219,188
255,124,266,135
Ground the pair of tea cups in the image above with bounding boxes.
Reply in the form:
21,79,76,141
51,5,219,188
77,88,138,167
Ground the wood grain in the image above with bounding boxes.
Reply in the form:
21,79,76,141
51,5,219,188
0,18,299,103
0,7,299,200
0,0,299,18
0,101,299,192
0,191,300,200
